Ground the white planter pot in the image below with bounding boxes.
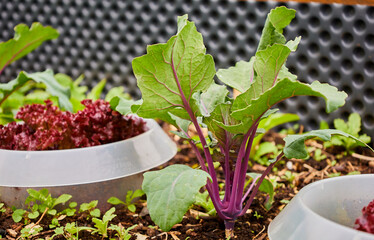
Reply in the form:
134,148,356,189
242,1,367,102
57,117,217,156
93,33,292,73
268,174,374,240
0,119,177,210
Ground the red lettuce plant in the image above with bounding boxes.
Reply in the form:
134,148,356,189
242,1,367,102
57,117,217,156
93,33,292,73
355,200,374,234
0,100,147,150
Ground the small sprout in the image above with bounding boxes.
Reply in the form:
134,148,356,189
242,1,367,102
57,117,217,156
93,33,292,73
313,148,327,161
253,211,263,220
108,224,137,240
92,207,117,238
107,189,145,213
328,172,341,178
324,113,371,154
79,200,100,218
280,199,290,204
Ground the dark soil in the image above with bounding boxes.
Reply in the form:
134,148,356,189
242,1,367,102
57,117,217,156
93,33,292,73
0,124,373,240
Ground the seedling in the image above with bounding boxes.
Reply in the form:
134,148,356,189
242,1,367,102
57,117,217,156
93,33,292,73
112,7,372,237
108,224,137,240
51,222,94,240
19,224,43,240
79,200,101,218
107,189,145,213
12,189,74,224
25,189,72,216
281,171,297,187
324,113,371,154
328,172,341,178
253,211,263,220
193,190,217,216
312,148,327,161
91,207,117,238
0,203,6,213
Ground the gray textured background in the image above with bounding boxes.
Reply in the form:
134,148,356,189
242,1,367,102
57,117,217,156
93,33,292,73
0,1,373,137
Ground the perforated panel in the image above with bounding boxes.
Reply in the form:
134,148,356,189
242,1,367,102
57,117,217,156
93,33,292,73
0,1,373,137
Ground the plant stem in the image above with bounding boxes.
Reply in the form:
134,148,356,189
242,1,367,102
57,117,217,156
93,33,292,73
239,152,284,216
234,123,258,210
224,219,235,239
170,47,220,201
225,123,256,214
221,144,231,205
241,176,259,205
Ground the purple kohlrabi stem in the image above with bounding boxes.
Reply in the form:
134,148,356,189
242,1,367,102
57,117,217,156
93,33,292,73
238,152,285,216
170,48,221,201
220,144,231,206
234,123,258,210
241,176,259,205
224,124,256,214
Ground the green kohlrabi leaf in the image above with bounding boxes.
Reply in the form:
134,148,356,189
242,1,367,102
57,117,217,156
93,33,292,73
283,129,374,159
132,15,215,125
252,39,300,95
204,103,243,146
0,70,72,111
257,6,296,51
142,164,210,231
192,83,229,117
230,79,347,134
169,113,192,139
216,58,255,93
0,23,59,75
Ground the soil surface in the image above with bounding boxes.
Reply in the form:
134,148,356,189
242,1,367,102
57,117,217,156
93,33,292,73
0,123,374,240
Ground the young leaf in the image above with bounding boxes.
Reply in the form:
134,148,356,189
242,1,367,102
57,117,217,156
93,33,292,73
53,194,72,207
107,197,125,206
142,164,210,231
192,83,229,117
12,209,26,222
283,129,374,159
257,6,296,51
216,58,255,93
102,207,116,223
133,15,215,124
0,23,59,75
169,113,192,139
132,189,145,199
230,79,347,133
252,39,300,94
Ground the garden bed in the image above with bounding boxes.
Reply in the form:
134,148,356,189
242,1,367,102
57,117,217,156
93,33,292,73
0,122,373,240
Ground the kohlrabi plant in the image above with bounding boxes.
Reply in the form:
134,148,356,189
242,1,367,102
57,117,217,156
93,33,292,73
112,7,372,237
